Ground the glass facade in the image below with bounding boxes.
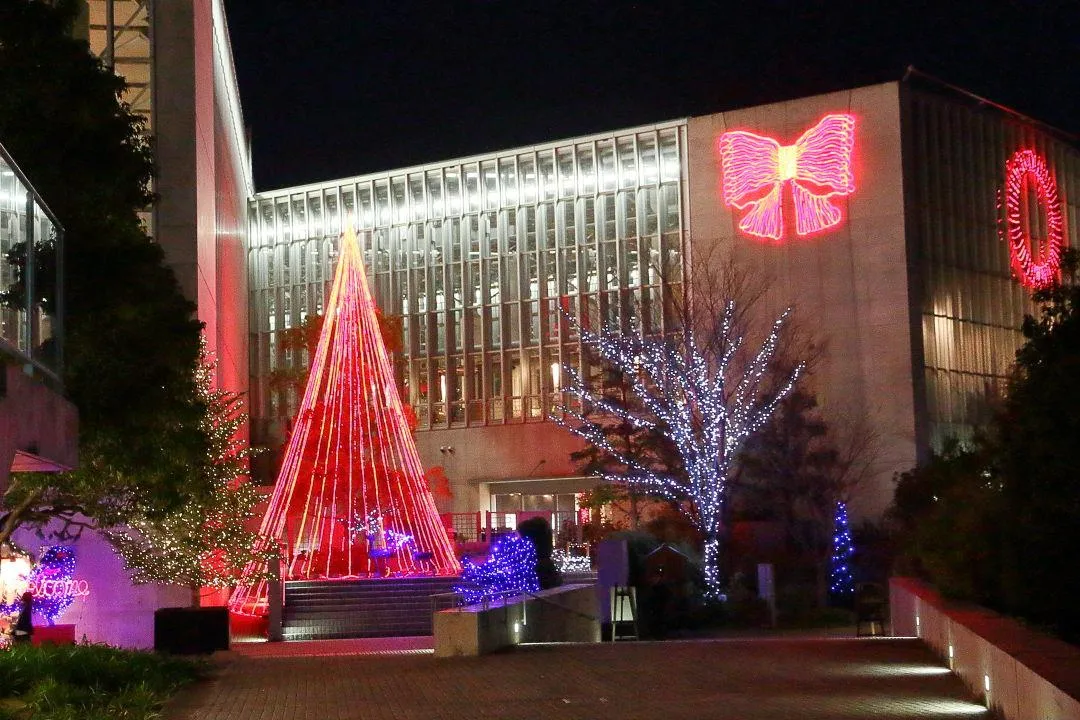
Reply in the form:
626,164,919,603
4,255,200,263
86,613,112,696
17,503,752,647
0,141,63,379
903,89,1080,452
86,1,153,130
248,123,687,436
85,1,154,232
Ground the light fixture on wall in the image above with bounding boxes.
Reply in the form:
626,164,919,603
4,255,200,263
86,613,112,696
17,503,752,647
1002,148,1064,291
717,113,857,241
439,446,455,454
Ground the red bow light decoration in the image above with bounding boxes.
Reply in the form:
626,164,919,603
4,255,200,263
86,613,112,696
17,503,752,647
718,114,857,241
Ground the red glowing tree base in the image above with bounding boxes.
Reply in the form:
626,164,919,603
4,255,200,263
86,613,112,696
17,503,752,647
230,227,460,614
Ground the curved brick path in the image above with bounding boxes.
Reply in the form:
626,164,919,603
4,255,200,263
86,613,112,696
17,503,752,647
166,637,988,720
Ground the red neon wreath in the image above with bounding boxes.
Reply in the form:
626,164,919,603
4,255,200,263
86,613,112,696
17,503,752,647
1003,149,1064,290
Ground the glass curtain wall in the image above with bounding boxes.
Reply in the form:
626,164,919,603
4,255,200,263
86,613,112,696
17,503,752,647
904,91,1080,451
249,123,686,433
0,141,63,379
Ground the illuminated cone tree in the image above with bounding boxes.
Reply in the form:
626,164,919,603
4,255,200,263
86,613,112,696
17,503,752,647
231,228,459,613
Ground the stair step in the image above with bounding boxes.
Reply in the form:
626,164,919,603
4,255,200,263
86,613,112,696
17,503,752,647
282,576,460,640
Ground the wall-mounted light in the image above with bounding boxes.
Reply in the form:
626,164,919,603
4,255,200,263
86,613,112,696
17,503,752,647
717,113,857,241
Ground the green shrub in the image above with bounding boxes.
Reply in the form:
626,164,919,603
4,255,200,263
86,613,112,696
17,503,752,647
0,643,205,720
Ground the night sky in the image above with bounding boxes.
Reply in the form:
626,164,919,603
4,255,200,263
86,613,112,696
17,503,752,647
222,0,1080,192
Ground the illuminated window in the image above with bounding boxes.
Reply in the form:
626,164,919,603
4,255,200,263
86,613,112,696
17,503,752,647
248,124,686,430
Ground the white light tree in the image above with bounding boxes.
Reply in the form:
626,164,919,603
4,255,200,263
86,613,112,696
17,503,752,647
557,301,803,598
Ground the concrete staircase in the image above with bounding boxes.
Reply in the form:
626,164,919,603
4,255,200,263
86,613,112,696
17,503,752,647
283,576,460,640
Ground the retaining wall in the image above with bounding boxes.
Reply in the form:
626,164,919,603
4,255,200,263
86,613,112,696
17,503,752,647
434,583,599,657
891,577,1080,719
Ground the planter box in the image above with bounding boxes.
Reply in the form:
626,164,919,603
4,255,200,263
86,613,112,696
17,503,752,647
154,606,230,655
32,624,75,646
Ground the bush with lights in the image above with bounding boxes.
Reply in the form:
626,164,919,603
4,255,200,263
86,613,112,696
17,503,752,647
107,339,275,605
454,533,539,605
828,502,855,603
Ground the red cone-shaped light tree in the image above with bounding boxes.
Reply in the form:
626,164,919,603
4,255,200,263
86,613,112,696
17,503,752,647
230,228,459,614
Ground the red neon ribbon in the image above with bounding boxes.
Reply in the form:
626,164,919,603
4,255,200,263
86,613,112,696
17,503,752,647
718,114,857,241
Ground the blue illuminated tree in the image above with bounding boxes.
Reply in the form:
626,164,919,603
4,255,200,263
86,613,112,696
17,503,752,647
557,300,803,599
828,501,855,600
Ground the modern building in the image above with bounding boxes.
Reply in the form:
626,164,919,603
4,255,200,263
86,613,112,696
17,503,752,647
247,77,1079,526
3,0,253,648
0,140,78,501
80,0,252,397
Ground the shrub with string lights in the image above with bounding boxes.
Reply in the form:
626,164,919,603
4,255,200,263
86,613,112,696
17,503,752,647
556,301,802,599
454,533,539,605
106,338,274,605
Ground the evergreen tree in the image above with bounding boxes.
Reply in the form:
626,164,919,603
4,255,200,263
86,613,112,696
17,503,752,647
570,364,681,529
106,341,273,606
735,389,876,607
995,248,1080,640
890,251,1080,642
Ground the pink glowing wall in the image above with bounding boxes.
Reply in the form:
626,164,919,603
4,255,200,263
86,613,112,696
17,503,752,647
154,0,249,399
11,525,188,649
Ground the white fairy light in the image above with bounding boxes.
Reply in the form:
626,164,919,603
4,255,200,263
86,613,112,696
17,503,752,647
555,301,802,598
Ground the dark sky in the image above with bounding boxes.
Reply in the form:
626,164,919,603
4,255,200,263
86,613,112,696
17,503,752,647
223,0,1080,192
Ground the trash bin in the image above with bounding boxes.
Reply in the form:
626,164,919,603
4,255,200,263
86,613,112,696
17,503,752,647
855,583,886,637
154,606,230,654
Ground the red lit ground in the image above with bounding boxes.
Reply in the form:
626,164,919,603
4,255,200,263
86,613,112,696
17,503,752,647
165,636,988,719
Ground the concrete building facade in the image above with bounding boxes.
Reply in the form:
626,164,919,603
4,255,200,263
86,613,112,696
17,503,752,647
83,0,251,396
248,78,1079,525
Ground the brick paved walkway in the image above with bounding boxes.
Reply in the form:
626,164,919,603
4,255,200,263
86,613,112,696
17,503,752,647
166,637,988,720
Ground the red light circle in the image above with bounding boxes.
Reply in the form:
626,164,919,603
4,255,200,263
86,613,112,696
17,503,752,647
1003,150,1064,290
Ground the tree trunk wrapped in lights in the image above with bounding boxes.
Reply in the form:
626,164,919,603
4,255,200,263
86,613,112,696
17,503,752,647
230,228,459,615
557,301,802,599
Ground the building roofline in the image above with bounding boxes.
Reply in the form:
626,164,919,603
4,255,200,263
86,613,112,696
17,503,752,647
902,66,1079,145
253,118,687,199
254,70,1078,200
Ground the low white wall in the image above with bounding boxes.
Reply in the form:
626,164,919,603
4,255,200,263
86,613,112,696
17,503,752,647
891,578,1080,720
434,584,600,657
12,525,189,649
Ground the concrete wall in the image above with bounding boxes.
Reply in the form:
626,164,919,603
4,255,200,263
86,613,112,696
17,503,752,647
11,525,188,649
433,583,600,657
154,0,250,397
891,577,1080,720
686,82,916,517
415,422,587,513
0,365,78,493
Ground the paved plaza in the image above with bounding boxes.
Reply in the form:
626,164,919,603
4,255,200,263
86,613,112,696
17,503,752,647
166,636,989,720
